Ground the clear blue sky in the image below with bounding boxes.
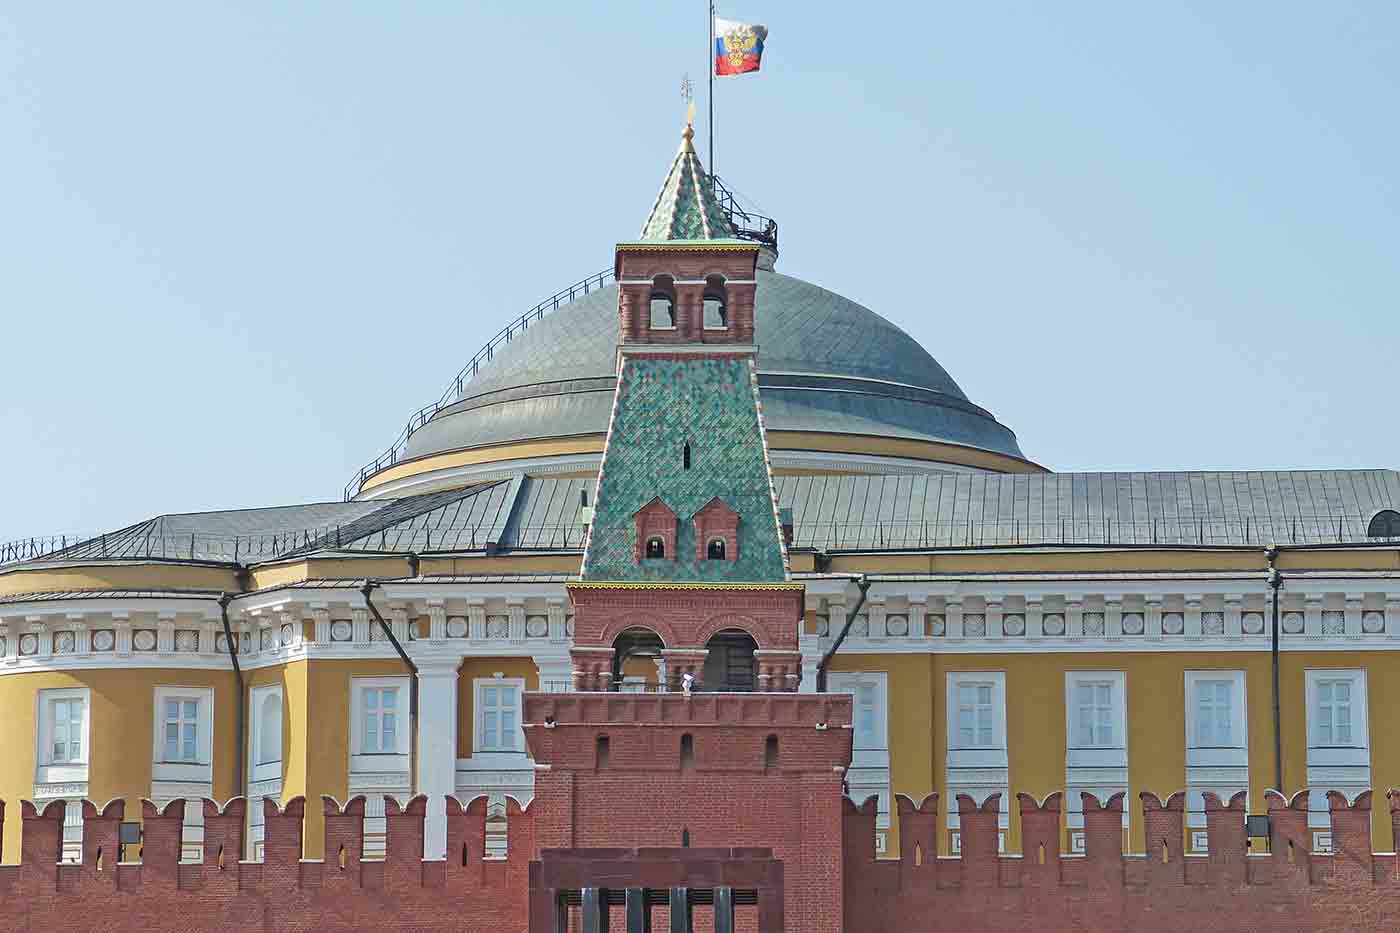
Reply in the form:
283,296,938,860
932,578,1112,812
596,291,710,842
3,2,1397,539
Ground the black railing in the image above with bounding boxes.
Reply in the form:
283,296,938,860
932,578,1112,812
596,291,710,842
342,268,615,501
7,515,1400,568
709,174,778,253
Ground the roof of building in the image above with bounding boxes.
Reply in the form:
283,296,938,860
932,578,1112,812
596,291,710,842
11,471,1400,574
774,469,1400,549
638,124,737,242
402,270,1028,464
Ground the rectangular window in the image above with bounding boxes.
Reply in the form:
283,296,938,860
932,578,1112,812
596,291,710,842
945,672,1008,834
362,686,399,754
51,697,85,763
474,678,526,754
1184,670,1249,838
1074,682,1116,748
1193,679,1234,747
1304,669,1370,833
1064,671,1128,831
956,683,997,748
830,672,892,840
163,698,201,762
1314,679,1353,746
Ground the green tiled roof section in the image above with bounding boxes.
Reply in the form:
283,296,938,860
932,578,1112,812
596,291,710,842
638,129,736,242
582,356,786,582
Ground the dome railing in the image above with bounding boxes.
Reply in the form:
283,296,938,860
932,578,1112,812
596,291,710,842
342,268,614,500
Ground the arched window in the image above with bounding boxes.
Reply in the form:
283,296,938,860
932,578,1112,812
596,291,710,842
680,733,695,771
764,734,779,771
707,538,726,561
1368,510,1400,537
649,275,676,329
701,629,758,692
258,692,282,765
703,275,727,329
683,442,692,470
645,537,666,559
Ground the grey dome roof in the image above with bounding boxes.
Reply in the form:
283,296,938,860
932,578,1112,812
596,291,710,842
405,270,1028,463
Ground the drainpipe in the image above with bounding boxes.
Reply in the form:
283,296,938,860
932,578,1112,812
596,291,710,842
360,581,418,795
218,593,245,797
816,574,871,693
1265,546,1284,794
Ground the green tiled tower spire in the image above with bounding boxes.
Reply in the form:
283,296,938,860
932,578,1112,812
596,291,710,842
638,125,737,242
580,353,789,583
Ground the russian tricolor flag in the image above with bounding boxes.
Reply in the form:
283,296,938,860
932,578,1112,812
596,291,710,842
715,18,767,76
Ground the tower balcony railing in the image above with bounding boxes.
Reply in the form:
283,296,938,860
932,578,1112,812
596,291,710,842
341,268,615,501
708,174,778,253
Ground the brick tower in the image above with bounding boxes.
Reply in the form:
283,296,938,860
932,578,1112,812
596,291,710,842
523,123,852,933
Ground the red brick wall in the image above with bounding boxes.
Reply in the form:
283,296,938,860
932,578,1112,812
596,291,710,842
6,784,1400,930
0,794,534,933
525,692,852,933
568,584,802,652
844,788,1400,933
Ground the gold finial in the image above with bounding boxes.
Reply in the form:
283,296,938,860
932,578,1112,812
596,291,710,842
686,99,697,127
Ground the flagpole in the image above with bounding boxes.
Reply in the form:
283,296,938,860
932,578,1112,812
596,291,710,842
708,0,715,174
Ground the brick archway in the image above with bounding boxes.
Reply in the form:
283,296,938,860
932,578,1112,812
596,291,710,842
695,613,767,649
598,614,676,648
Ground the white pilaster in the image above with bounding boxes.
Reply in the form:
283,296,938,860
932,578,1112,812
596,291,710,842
312,607,332,645
427,602,448,642
415,659,460,861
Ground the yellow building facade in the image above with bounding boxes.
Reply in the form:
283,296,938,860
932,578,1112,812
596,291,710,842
6,130,1400,872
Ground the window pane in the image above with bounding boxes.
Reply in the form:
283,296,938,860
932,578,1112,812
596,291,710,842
958,726,973,746
1096,684,1111,707
502,687,518,710
484,719,498,747
977,685,991,706
1318,683,1331,704
365,690,378,711
183,701,198,721
482,687,497,708
1338,721,1352,744
166,700,179,721
382,689,396,710
54,740,65,761
1076,685,1092,708
382,712,396,745
364,717,377,751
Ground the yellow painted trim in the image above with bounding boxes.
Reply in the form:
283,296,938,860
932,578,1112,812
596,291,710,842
418,555,583,576
0,564,240,598
765,431,1046,474
357,431,1044,498
359,437,606,493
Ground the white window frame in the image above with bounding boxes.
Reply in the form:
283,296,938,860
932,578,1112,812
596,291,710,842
829,671,892,839
1306,669,1368,750
1064,671,1128,830
1184,670,1249,835
36,687,91,773
151,686,214,772
945,672,1009,831
1067,673,1126,751
246,683,284,862
948,675,1007,751
1304,668,1370,832
473,677,526,754
249,684,284,778
350,676,410,764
